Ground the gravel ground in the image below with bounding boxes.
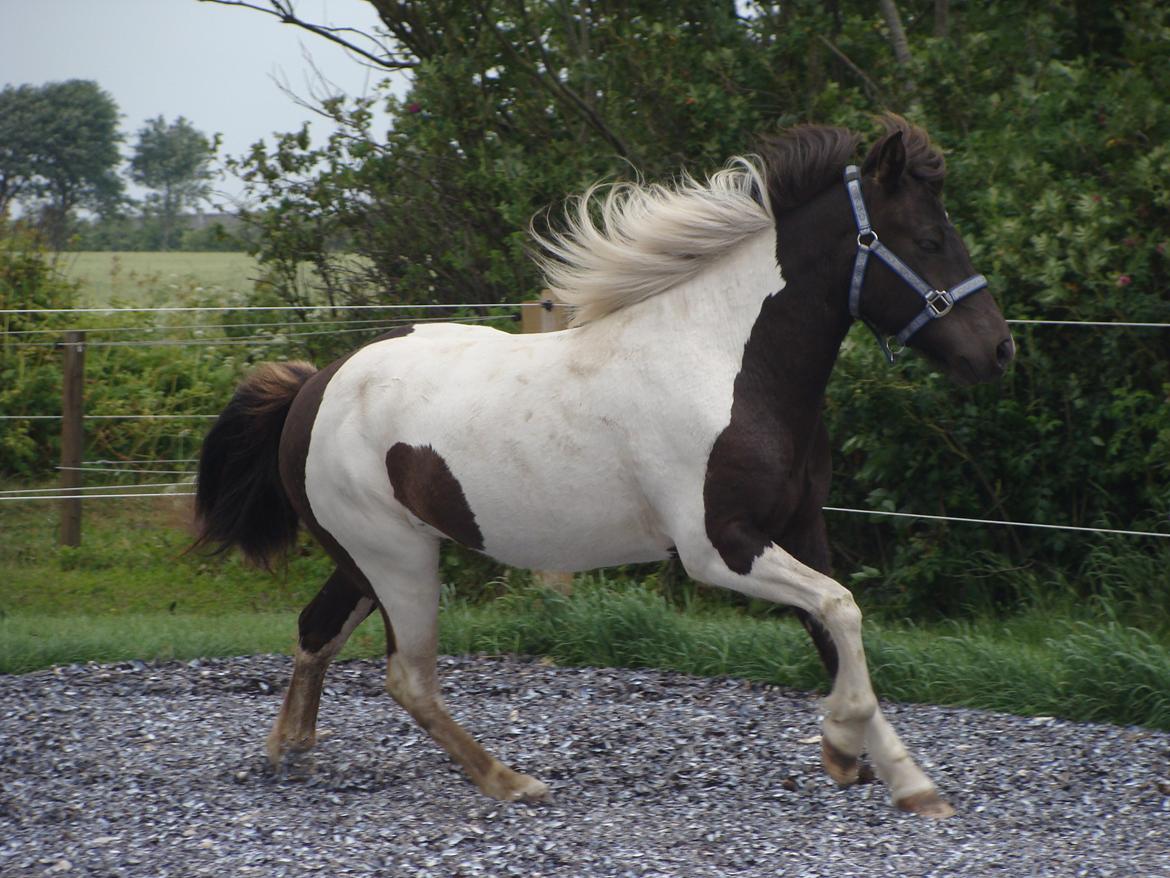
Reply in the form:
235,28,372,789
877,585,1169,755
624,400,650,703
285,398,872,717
1,654,1168,878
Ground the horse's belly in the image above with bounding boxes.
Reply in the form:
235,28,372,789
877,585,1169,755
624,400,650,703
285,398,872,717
471,477,674,571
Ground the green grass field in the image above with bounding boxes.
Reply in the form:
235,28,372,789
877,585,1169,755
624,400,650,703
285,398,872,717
60,251,260,305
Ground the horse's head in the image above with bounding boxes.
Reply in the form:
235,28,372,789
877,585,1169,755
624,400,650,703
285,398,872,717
848,125,1014,385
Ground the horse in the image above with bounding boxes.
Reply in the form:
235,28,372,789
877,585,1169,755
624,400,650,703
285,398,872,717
194,116,1014,818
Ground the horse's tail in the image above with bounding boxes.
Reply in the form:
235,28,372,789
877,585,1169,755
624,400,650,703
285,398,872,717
192,360,318,568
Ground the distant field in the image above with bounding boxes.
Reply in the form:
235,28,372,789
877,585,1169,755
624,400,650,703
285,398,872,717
60,251,261,305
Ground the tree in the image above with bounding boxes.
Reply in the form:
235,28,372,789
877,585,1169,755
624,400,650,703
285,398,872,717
0,86,41,217
222,1,773,307
209,0,1170,614
24,80,124,248
129,116,219,250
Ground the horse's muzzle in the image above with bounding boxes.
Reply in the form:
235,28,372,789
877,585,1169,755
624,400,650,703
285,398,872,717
953,334,1015,385
995,336,1016,372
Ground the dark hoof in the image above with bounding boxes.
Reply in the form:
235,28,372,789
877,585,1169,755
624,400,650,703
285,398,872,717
821,737,861,787
896,789,956,818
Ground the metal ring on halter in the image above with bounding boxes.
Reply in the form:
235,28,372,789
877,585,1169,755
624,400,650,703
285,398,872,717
925,289,954,318
857,230,878,249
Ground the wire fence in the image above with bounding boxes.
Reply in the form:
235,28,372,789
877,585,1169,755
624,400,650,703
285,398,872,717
1,313,518,348
3,486,1168,540
1,301,1168,542
3,301,1166,328
0,302,564,316
0,414,217,421
0,491,196,502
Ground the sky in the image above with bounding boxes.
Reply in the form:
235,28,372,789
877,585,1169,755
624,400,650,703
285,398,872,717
0,0,409,208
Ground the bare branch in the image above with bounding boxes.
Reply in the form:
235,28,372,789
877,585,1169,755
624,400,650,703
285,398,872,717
197,0,418,69
816,35,886,105
479,2,633,160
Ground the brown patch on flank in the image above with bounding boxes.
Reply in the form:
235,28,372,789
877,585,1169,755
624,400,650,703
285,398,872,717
386,443,485,551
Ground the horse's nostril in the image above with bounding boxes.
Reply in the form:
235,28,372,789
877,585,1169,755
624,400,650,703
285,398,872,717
996,336,1016,369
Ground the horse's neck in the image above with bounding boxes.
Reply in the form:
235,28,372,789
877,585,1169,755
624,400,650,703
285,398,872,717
570,225,851,432
657,226,851,402
609,229,786,361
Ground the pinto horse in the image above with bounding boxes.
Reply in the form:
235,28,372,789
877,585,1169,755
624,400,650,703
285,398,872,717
194,117,1013,817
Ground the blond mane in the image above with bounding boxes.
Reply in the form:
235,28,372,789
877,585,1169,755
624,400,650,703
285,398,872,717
530,158,775,326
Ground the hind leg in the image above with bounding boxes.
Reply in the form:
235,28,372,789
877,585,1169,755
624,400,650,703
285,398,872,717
361,536,549,802
267,568,376,765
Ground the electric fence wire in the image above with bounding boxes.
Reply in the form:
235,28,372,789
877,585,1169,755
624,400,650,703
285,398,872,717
0,481,189,496
0,302,564,315
2,313,518,348
3,487,1168,541
0,491,195,501
57,466,195,475
1,301,1165,328
0,315,427,336
0,414,217,421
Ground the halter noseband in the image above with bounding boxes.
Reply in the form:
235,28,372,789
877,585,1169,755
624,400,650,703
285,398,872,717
844,165,987,364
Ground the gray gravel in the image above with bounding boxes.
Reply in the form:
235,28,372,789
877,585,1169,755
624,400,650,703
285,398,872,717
2,654,1168,877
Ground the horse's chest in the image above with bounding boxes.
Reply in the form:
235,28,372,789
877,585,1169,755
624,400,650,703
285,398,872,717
702,398,829,573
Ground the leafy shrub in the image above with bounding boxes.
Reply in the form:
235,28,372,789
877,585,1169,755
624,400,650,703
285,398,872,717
0,228,79,474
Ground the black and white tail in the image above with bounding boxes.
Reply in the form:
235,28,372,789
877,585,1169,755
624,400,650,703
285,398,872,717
192,361,317,567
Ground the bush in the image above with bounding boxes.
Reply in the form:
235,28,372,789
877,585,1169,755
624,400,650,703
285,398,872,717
0,228,79,474
824,15,1170,615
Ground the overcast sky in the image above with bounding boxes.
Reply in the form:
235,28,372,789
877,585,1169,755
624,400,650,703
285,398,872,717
0,0,408,207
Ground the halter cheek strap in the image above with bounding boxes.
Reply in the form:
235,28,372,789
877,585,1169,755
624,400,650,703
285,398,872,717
843,165,988,364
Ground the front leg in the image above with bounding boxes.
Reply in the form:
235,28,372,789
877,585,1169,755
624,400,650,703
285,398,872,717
679,527,951,816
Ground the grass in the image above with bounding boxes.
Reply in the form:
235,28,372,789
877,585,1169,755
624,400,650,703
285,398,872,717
3,489,1169,730
59,251,260,306
4,581,1168,730
438,582,1170,729
56,251,374,307
0,494,331,616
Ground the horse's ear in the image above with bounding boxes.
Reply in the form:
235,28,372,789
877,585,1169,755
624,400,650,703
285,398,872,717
871,130,906,192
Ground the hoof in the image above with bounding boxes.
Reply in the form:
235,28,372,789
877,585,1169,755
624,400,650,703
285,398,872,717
265,731,284,768
265,730,315,768
480,767,551,803
821,737,861,787
857,760,877,784
896,789,956,819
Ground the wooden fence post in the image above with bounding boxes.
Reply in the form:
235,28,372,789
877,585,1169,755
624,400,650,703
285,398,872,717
59,330,85,547
520,293,570,334
520,294,574,594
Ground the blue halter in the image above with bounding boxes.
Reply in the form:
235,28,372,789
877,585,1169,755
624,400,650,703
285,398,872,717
843,165,988,364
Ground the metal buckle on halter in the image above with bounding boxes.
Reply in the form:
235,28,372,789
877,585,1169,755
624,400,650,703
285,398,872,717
925,289,953,318
857,230,878,250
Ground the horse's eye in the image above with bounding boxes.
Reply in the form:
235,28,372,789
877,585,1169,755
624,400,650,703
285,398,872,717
916,238,941,253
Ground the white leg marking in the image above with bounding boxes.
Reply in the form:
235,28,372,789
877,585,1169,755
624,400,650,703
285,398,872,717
865,709,945,807
685,543,877,760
